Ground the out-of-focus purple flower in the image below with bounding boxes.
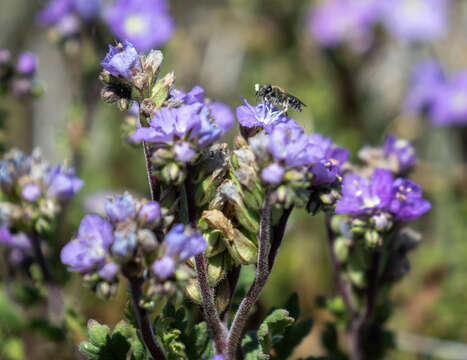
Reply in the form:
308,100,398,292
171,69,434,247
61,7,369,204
381,0,449,42
74,0,101,19
104,192,136,222
152,255,175,279
336,169,394,215
388,178,431,221
111,226,137,259
0,225,31,251
45,165,83,201
37,0,74,26
164,224,206,261
105,0,175,52
0,49,11,65
236,98,293,133
261,163,285,184
0,150,30,189
16,52,37,75
404,60,445,114
100,41,141,81
209,102,235,135
21,183,42,202
174,141,196,162
98,261,119,281
308,0,380,52
211,356,225,360
61,215,113,271
383,135,416,173
138,201,161,226
431,72,467,126
309,134,349,185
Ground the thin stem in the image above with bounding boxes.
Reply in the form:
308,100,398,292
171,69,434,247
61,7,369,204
226,192,272,359
324,213,357,318
126,275,167,360
194,254,228,354
268,206,293,272
29,231,63,323
221,266,241,324
183,171,227,354
143,141,159,201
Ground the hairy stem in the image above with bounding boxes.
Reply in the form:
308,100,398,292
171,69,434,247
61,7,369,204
126,275,167,360
221,266,241,324
226,193,272,359
183,172,227,354
194,254,228,354
143,141,159,201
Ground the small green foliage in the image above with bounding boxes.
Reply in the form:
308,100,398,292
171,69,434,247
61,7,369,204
321,323,347,360
257,309,294,353
241,332,267,360
79,319,149,360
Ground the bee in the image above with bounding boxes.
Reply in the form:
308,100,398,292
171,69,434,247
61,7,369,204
254,84,306,113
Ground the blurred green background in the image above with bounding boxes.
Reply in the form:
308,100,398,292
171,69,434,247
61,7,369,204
1,0,467,359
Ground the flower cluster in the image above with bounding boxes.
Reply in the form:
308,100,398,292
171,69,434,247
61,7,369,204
0,49,42,98
61,192,206,299
335,168,430,222
37,0,174,51
0,149,82,263
246,116,348,208
405,60,467,126
358,134,416,175
308,0,450,51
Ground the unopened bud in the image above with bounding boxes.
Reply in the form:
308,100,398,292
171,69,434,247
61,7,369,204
184,279,202,304
334,237,350,262
143,50,164,77
150,72,175,109
365,229,381,247
117,98,131,111
101,87,119,103
162,162,185,184
152,148,174,165
137,229,158,252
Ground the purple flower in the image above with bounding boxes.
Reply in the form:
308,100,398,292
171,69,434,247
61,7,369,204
268,123,314,167
74,0,101,19
138,201,161,226
45,165,83,201
37,0,74,26
404,60,445,114
383,135,416,173
309,134,349,185
308,0,380,51
211,356,225,360
381,0,449,42
261,163,285,184
21,183,42,202
105,0,175,52
336,169,394,215
389,178,431,221
111,227,137,259
431,72,467,126
16,52,37,75
100,41,141,81
0,225,31,251
236,98,293,133
171,86,234,135
164,224,206,261
152,256,175,279
104,192,136,222
61,215,113,271
98,261,120,281
131,103,223,161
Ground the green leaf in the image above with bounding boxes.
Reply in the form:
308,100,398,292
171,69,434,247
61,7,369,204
241,332,267,360
257,309,294,354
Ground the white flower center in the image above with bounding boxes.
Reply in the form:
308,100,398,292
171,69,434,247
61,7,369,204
124,14,148,36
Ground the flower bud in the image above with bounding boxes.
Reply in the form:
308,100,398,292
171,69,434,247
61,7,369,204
138,201,161,227
207,254,226,287
150,72,175,109
117,98,131,111
151,148,174,165
365,230,381,247
184,278,202,304
161,162,185,184
143,50,163,78
137,229,158,252
333,237,350,262
87,319,110,347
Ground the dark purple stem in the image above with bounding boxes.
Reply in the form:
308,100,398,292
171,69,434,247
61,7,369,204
126,275,167,360
268,206,293,272
221,266,241,324
194,254,229,354
183,171,228,354
226,192,272,359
